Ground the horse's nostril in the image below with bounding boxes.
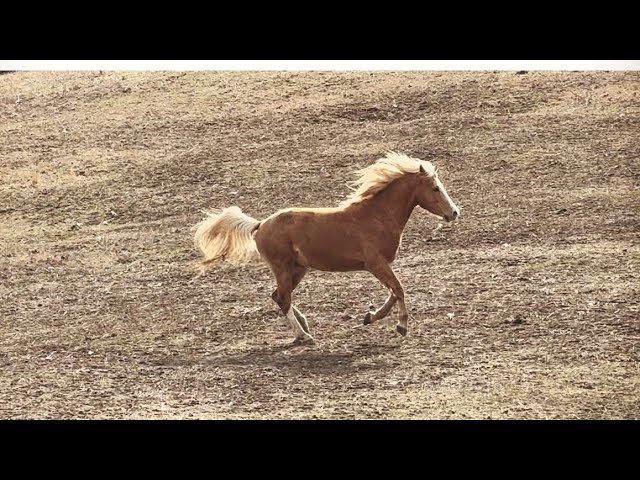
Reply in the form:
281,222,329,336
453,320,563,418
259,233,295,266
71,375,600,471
452,210,459,219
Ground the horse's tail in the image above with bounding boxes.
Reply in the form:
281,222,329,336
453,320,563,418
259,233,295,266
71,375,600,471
193,206,261,272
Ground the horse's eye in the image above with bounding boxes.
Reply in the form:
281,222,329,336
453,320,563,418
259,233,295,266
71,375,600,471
433,186,440,192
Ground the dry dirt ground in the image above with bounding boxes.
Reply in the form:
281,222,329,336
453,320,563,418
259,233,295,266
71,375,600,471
0,71,638,419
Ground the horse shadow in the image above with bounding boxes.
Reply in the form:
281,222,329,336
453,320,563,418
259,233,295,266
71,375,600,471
148,341,402,375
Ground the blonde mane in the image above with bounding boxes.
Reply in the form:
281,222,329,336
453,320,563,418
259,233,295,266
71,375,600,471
340,151,436,207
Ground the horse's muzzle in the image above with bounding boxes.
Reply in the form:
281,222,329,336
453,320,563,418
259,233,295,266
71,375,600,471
444,210,459,222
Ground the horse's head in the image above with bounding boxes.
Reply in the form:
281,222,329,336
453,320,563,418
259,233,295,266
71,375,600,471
414,164,460,222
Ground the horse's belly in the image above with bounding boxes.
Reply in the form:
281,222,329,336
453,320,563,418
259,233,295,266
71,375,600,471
294,245,365,272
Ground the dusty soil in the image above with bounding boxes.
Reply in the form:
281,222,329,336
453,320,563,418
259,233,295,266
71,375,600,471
0,71,638,419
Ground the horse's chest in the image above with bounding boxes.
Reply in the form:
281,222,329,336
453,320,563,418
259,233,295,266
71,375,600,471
381,234,402,263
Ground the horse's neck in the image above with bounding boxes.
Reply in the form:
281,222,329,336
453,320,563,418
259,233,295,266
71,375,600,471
364,177,417,232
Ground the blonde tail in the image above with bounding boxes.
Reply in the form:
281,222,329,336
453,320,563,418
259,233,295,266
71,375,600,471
193,206,261,272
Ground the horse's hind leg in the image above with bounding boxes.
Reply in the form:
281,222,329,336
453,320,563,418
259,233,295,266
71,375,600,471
293,306,311,332
271,264,314,344
291,265,312,331
272,266,311,333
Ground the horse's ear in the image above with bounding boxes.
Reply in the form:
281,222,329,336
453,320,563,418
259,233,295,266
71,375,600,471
419,164,426,174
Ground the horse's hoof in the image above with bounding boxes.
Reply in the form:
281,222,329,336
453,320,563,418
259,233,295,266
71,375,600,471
396,325,407,336
364,312,373,325
293,336,315,346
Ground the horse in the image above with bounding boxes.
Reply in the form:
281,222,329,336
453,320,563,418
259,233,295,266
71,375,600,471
194,151,460,345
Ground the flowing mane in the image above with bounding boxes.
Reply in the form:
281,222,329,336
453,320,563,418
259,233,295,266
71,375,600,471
340,151,436,207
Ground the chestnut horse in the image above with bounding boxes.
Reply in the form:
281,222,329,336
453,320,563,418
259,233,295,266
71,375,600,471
194,152,459,345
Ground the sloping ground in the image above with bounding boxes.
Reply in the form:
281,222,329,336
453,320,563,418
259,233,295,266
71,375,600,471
0,71,638,419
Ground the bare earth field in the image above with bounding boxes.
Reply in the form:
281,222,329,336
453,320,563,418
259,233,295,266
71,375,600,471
0,71,638,419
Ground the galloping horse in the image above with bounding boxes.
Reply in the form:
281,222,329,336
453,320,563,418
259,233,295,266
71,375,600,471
194,152,459,344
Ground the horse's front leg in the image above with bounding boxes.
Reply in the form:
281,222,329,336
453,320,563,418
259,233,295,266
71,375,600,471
364,291,397,325
365,259,408,336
